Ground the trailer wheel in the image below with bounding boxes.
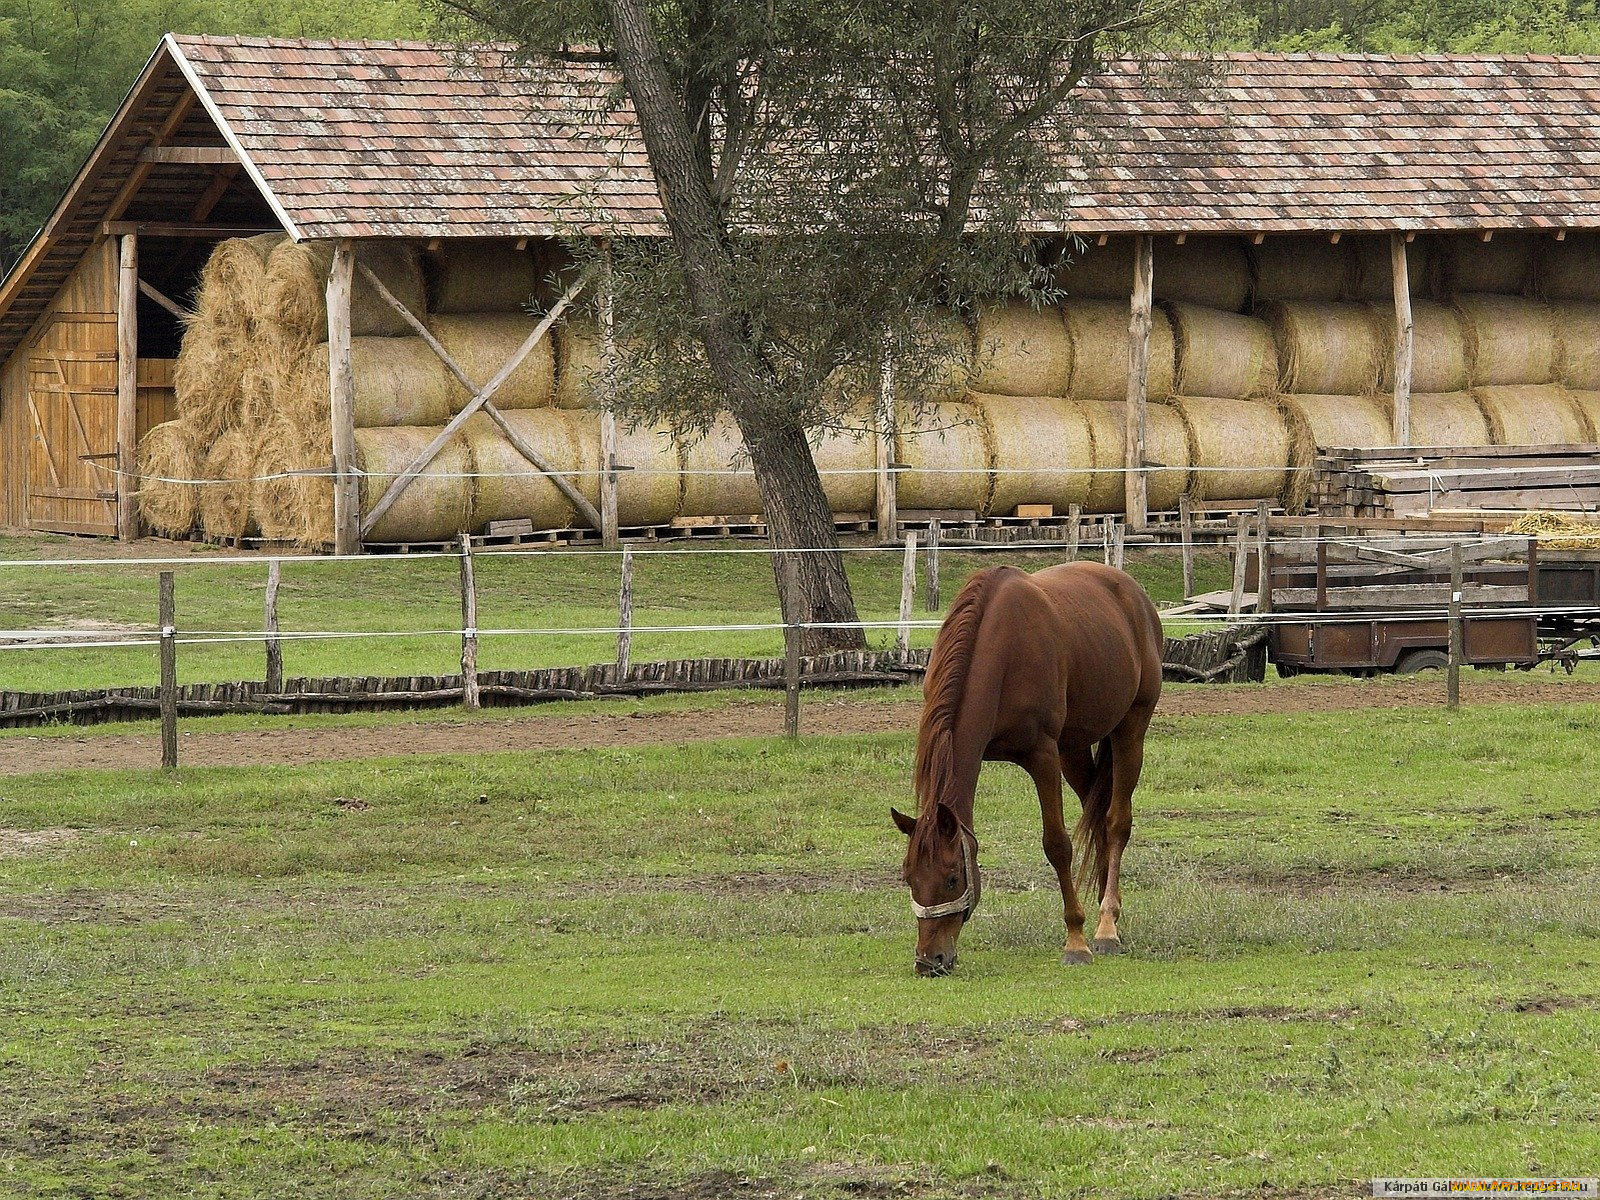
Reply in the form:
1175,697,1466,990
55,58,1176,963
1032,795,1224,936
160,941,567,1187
1396,649,1451,674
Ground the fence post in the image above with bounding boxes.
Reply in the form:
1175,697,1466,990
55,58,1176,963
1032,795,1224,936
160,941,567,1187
897,531,919,662
1066,503,1081,560
1178,494,1195,599
1112,521,1127,570
159,571,177,770
1448,542,1464,711
1256,500,1273,615
616,545,635,677
459,534,480,711
1102,519,1116,566
1228,512,1250,616
781,551,801,738
924,519,941,612
264,558,283,694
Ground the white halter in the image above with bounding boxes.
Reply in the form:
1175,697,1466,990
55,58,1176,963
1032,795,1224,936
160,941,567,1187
909,825,980,922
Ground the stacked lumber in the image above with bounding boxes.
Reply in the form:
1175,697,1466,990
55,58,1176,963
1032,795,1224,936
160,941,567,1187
1311,444,1600,517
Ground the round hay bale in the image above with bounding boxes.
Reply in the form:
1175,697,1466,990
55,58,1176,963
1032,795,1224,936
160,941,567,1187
465,409,597,531
1537,232,1600,301
1056,237,1136,299
1474,385,1593,446
1566,391,1600,441
193,233,286,334
136,420,201,537
1276,394,1395,514
1410,392,1492,447
555,312,603,408
1166,396,1290,503
426,240,543,313
1550,302,1600,389
680,415,766,517
979,394,1093,515
1259,301,1389,395
1157,238,1251,311
1166,304,1278,399
893,402,993,513
1250,237,1355,302
239,326,293,427
254,414,334,548
972,302,1072,397
356,426,477,544
1348,236,1432,302
174,320,247,446
1456,294,1559,386
902,309,975,405
1061,300,1176,403
284,340,457,428
1093,400,1194,513
263,240,427,342
429,314,557,410
614,421,685,526
1441,231,1536,295
811,423,877,516
1411,301,1472,393
198,428,258,541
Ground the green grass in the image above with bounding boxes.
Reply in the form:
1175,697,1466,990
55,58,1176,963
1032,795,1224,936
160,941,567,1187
0,533,1230,693
2,701,1597,1197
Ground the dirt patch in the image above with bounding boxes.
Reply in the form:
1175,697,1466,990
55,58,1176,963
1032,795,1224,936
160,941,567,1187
0,827,78,856
4,676,1599,777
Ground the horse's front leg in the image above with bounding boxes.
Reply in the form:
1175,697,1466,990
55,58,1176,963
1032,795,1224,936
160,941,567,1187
1025,742,1092,966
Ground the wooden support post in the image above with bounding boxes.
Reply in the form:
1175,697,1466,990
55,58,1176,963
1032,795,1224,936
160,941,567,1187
1448,542,1464,711
1256,500,1273,614
924,520,941,612
1178,494,1195,599
1112,521,1127,570
598,239,620,549
1066,503,1081,560
1125,233,1153,529
327,241,360,555
116,234,139,541
896,532,918,661
616,545,635,677
781,551,801,739
1391,232,1414,447
264,558,283,694
459,534,480,711
1102,518,1116,565
159,571,177,770
875,348,897,540
1228,513,1250,616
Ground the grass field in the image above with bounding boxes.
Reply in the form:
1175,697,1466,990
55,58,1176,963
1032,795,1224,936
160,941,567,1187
0,534,1230,694
3,696,1597,1198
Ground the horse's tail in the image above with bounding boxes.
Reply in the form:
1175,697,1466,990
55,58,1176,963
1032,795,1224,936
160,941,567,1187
1074,735,1115,900
914,568,1007,813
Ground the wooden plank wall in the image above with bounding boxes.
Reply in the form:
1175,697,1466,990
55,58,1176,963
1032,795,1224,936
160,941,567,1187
137,358,176,440
0,238,118,532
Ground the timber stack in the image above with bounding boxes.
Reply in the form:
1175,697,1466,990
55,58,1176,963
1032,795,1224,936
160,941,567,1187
1311,445,1600,517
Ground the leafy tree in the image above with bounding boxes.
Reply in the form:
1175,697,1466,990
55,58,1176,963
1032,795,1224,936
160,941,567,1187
1242,0,1600,51
435,0,1219,651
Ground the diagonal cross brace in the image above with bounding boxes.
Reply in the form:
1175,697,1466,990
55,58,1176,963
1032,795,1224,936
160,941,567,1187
356,261,601,539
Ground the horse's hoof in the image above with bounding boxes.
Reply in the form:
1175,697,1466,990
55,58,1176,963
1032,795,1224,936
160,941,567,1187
1061,948,1094,966
1091,938,1125,956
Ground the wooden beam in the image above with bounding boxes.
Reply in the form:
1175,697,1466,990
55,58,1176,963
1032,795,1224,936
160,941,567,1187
327,241,360,555
353,259,604,533
138,145,238,164
360,264,600,539
1390,232,1414,447
102,221,276,239
1124,233,1153,530
138,279,188,320
105,89,198,223
875,345,897,539
188,163,241,222
598,239,620,549
116,234,140,541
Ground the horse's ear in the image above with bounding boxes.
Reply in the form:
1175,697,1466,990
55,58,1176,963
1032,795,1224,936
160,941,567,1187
934,803,959,838
890,807,917,837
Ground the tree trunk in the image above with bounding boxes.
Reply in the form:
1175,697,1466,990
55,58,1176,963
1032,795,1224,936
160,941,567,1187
601,0,866,652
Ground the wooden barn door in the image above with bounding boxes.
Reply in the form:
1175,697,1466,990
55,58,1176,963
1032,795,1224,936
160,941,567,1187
25,341,119,535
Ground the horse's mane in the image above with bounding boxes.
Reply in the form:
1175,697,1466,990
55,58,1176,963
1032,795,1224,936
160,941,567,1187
913,567,1007,819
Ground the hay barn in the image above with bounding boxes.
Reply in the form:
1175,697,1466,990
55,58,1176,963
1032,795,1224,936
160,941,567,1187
2,37,1600,551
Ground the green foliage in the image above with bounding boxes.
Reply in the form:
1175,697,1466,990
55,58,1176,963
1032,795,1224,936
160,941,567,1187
1239,0,1600,51
0,0,428,273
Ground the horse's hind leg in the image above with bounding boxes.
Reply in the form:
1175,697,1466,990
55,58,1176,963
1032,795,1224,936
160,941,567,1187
1093,713,1151,954
1026,742,1092,966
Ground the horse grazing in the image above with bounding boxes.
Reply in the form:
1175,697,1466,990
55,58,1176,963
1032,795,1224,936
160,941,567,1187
890,561,1163,976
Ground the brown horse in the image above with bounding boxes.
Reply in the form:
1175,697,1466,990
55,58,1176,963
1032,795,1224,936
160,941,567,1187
890,561,1163,976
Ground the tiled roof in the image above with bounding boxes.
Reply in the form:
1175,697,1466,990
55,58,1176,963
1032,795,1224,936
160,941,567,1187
172,37,1600,238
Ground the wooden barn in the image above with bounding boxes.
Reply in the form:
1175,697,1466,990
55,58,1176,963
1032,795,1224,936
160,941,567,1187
2,35,1599,551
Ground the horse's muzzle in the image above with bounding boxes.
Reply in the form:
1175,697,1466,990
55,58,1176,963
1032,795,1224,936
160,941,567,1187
915,951,957,977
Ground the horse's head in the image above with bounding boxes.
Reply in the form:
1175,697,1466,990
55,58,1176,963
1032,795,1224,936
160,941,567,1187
891,802,981,977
